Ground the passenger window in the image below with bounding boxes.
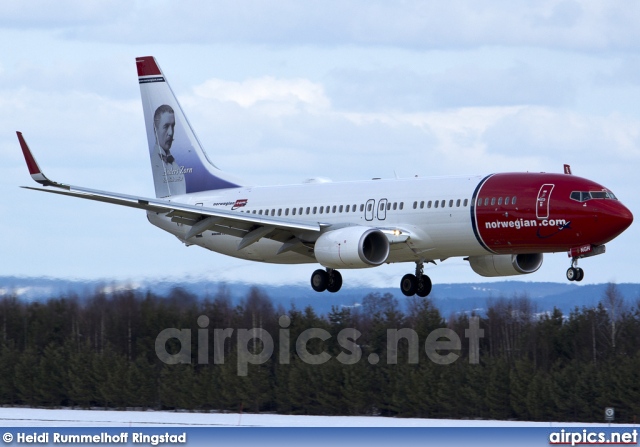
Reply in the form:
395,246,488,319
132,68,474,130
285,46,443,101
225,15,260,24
332,205,337,213
292,208,296,215
319,206,324,214
456,199,461,207
498,197,502,205
353,204,357,212
505,197,510,206
420,201,425,209
464,199,468,207
427,201,432,208
386,202,391,211
367,203,372,212
393,202,397,210
441,200,445,208
399,202,404,210
434,201,439,209
491,198,496,206
285,209,289,216
339,205,343,213
484,198,489,206
271,210,276,216
512,197,517,205
449,200,453,208
413,201,417,209
313,207,317,214
346,205,350,212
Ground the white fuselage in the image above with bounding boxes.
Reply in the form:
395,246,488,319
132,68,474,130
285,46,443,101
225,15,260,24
147,175,490,266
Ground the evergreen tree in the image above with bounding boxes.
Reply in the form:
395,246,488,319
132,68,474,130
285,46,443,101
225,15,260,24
509,359,535,420
14,346,40,406
36,343,68,406
485,358,512,419
0,343,18,404
66,341,98,408
526,371,553,421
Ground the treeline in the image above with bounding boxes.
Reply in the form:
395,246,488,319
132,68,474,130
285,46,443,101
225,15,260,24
0,283,639,423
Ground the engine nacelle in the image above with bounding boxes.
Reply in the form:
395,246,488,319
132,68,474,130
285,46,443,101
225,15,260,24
314,226,390,269
468,253,543,277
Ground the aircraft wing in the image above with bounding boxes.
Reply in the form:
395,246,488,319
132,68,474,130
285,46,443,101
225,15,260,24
17,132,322,253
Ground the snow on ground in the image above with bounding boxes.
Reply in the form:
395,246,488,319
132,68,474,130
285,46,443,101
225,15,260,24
0,408,637,428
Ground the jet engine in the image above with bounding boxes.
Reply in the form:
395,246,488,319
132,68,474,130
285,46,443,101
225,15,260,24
314,226,390,269
468,253,543,277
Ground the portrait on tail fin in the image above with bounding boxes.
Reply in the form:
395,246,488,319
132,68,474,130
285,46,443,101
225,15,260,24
150,104,188,196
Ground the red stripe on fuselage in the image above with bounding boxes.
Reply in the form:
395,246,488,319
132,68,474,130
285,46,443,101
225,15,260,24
474,173,632,254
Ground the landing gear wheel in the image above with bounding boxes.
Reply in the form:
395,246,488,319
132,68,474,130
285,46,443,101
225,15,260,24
400,274,418,296
566,267,578,282
311,269,329,292
575,268,584,282
327,270,343,293
416,275,432,297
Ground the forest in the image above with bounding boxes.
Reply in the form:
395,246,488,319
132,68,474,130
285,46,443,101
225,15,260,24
0,283,638,423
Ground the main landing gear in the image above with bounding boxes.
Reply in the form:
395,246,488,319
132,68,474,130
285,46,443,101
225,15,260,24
310,261,433,297
311,268,343,293
566,258,584,282
400,261,432,297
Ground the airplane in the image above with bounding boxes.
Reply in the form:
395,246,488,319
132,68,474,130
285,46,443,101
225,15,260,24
17,56,634,297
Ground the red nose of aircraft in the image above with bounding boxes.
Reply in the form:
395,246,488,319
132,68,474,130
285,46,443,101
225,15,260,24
603,201,634,242
616,203,633,232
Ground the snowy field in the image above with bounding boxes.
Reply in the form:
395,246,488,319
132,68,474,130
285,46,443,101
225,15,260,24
0,407,637,428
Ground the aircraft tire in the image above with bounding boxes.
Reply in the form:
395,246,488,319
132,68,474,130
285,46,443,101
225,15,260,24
311,269,329,292
400,274,418,296
327,270,343,293
416,275,432,297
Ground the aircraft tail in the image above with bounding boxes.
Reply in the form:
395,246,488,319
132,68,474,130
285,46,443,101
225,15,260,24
136,56,242,198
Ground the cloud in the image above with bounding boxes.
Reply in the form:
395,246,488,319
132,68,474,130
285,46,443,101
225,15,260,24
0,0,129,28
326,63,576,111
482,107,640,163
8,0,638,53
193,77,330,114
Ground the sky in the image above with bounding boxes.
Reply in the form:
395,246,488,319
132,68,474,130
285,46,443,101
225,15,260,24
2,0,640,290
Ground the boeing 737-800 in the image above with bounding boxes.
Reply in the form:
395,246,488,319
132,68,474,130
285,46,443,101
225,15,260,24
17,56,633,297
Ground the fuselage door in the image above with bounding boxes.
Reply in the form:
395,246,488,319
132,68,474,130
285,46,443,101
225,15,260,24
365,199,375,221
377,198,388,221
536,184,555,219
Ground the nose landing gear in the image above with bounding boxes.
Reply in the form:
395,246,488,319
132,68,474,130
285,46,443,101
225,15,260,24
566,259,584,282
400,261,432,297
565,244,607,282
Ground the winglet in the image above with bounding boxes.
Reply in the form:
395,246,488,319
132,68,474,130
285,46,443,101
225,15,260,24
16,132,67,188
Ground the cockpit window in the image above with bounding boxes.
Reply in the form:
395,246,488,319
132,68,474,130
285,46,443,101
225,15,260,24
570,190,617,202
